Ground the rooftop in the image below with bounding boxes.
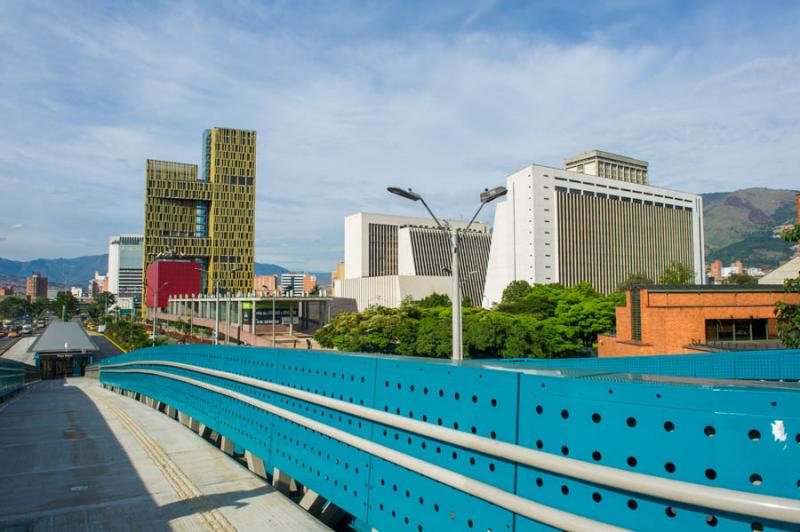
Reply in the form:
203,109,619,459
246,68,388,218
564,149,648,168
630,284,786,293
28,321,99,354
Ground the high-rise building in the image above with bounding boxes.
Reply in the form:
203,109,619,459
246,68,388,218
565,150,648,185
280,273,317,297
330,261,345,296
254,274,279,295
483,161,704,305
88,272,108,298
336,213,491,310
709,260,723,282
26,273,48,300
108,234,144,304
143,127,256,302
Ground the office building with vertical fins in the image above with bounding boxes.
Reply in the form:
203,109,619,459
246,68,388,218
108,233,144,306
335,213,491,310
143,127,256,306
483,152,704,306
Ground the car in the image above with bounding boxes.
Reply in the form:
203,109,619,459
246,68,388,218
0,329,6,338
7,329,18,338
21,324,32,335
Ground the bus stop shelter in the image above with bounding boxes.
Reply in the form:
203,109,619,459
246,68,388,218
28,321,99,378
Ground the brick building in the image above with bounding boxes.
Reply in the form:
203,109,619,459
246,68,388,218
598,285,800,357
254,274,279,295
26,273,48,300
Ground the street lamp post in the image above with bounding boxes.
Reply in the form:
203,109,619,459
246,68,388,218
261,284,276,347
152,280,170,346
195,265,238,346
388,185,507,361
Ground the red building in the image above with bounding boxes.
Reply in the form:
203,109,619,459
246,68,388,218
145,261,201,310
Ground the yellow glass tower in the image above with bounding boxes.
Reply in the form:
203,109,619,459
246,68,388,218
143,127,256,299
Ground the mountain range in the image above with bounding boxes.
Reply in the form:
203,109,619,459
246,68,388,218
0,256,323,288
701,187,797,270
0,187,796,288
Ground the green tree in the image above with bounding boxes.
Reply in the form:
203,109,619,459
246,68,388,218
501,280,532,305
0,297,33,319
49,292,80,320
416,293,451,308
723,273,758,286
497,283,563,316
464,310,512,357
315,281,620,359
555,290,623,347
413,308,452,357
658,262,695,285
616,272,654,292
776,224,800,347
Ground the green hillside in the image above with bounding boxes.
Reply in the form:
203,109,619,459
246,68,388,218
702,187,797,270
0,256,292,288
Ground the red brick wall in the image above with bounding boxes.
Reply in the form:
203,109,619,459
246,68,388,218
598,289,800,357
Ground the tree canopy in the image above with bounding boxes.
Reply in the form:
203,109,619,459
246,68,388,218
50,292,80,320
722,273,758,286
316,282,624,358
776,224,800,347
658,262,695,285
617,272,654,292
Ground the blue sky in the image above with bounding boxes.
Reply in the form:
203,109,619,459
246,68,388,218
1,1,798,270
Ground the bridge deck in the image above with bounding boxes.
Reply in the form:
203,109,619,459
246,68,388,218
0,379,329,531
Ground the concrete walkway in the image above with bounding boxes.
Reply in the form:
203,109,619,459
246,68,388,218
2,335,38,365
0,379,329,531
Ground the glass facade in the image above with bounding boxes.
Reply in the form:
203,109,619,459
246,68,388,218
705,319,772,342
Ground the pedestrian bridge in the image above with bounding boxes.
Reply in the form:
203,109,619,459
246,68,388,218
4,347,800,531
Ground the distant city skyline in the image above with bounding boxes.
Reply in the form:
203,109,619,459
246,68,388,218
1,1,799,270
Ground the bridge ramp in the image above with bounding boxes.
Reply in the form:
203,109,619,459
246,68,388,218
0,379,329,531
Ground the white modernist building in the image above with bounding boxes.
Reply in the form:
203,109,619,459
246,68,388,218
107,234,144,302
336,212,491,311
759,257,800,285
483,163,704,306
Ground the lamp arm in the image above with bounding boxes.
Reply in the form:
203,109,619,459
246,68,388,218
464,201,487,233
418,197,447,230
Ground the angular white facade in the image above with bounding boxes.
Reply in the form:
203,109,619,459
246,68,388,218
483,164,704,307
341,212,490,311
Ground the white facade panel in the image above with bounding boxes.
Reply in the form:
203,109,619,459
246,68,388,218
397,227,416,276
108,236,120,295
335,275,451,311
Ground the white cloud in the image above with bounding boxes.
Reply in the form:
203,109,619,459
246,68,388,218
0,1,798,270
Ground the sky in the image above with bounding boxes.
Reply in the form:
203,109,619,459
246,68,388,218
0,0,798,271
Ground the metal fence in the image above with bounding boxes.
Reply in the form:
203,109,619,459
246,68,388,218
0,358,39,399
96,346,800,531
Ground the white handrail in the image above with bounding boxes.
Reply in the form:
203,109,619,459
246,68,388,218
101,360,800,524
104,367,624,532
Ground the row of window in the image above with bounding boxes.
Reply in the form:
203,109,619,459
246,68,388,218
551,175,693,205
555,187,693,211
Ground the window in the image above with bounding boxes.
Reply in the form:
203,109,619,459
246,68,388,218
705,319,771,342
